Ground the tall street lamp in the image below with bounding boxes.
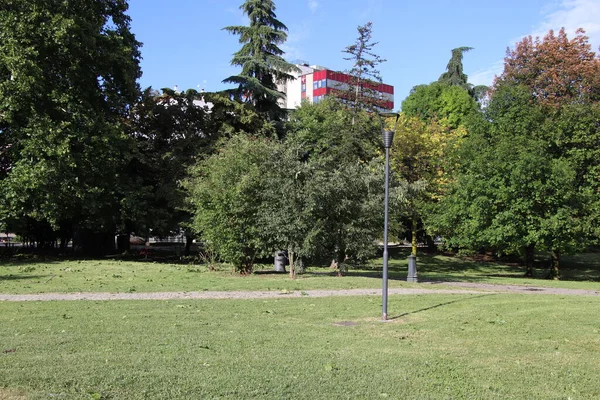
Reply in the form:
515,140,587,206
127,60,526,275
379,112,399,321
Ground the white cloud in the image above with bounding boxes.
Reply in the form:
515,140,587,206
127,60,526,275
281,21,312,62
360,0,383,20
470,0,600,88
530,0,600,48
308,0,319,13
469,60,505,87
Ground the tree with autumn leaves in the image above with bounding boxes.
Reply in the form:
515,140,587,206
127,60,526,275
494,28,600,108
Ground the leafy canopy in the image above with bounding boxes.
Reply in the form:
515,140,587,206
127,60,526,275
0,0,141,251
494,28,600,108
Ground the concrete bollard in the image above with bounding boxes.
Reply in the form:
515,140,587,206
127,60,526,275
407,254,418,282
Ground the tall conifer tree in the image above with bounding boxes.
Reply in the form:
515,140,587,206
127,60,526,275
341,22,387,112
223,0,298,121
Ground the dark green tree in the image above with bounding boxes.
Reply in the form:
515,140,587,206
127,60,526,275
222,0,299,122
122,87,214,253
280,98,384,274
438,47,473,89
0,0,141,254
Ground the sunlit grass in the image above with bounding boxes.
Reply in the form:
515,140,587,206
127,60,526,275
0,249,599,294
1,294,600,399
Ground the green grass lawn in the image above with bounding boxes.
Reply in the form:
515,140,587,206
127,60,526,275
1,294,600,399
1,250,599,294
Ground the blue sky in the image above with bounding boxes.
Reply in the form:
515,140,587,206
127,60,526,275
128,0,600,108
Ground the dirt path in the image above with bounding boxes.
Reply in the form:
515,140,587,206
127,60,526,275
1,282,599,301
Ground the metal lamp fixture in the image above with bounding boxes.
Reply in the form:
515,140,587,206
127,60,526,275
379,112,399,321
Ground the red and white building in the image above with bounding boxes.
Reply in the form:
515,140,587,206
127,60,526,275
278,63,394,110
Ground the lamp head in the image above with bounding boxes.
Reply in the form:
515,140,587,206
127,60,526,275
382,130,394,148
378,111,400,139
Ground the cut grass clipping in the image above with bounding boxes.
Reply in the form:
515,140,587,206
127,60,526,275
2,294,600,399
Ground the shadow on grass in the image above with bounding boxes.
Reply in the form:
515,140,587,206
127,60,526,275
253,271,288,275
390,294,495,320
0,274,52,281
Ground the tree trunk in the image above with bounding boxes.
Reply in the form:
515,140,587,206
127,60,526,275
549,250,560,280
184,234,192,257
73,226,116,257
411,216,418,256
524,243,535,277
289,250,295,279
116,233,130,253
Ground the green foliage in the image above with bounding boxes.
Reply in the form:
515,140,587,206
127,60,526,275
401,82,477,129
430,84,590,276
203,91,278,139
402,47,483,124
185,99,384,273
492,28,600,250
123,87,214,238
438,47,473,90
281,99,384,267
287,97,380,161
389,114,465,253
0,0,141,253
186,135,276,273
222,0,299,121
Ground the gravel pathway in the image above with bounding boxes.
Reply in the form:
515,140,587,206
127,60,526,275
0,283,599,301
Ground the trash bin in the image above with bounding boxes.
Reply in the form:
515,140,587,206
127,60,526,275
274,251,286,272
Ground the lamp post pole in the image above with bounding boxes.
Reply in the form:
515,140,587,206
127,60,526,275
380,112,398,321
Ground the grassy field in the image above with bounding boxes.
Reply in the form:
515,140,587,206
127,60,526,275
1,249,599,294
1,294,600,399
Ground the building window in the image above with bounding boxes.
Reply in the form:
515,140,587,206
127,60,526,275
313,82,318,90
301,83,306,92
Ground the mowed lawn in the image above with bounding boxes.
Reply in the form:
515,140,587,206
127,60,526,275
1,250,600,294
1,294,600,399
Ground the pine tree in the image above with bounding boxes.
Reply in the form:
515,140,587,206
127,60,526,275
438,47,488,101
438,47,473,89
341,22,387,112
222,0,299,121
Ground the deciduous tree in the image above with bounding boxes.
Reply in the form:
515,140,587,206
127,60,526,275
0,0,141,255
494,28,600,108
186,135,275,273
432,85,589,278
390,114,465,255
123,87,214,253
